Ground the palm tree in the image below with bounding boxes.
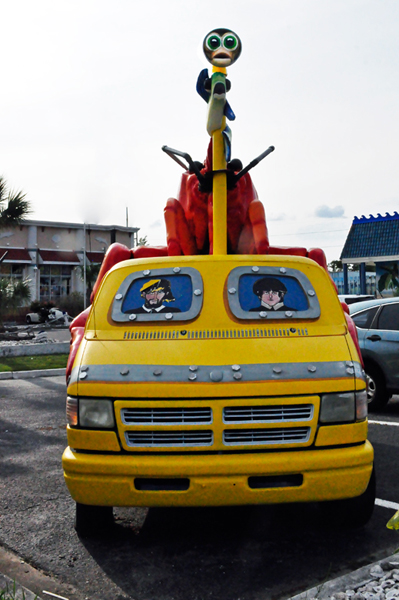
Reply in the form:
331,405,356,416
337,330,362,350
0,176,32,327
0,176,31,228
0,278,31,327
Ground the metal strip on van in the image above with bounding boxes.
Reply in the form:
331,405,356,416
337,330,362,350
70,360,364,385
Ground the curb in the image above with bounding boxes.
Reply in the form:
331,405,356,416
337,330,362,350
0,572,43,599
0,368,66,380
287,553,399,599
0,342,70,358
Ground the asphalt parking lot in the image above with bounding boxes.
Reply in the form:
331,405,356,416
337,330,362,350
1,376,399,600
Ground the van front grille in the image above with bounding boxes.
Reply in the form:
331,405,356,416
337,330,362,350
125,430,213,447
223,427,310,445
223,404,313,423
122,407,212,425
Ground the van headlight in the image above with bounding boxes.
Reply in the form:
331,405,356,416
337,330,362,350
320,392,355,423
320,391,367,423
79,399,115,428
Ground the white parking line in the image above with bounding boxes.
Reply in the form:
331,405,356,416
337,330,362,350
375,498,399,510
368,420,399,427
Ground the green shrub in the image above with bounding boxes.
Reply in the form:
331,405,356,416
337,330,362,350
58,292,84,317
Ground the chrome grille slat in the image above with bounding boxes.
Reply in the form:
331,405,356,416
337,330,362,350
122,407,212,425
223,404,313,423
223,427,310,445
125,430,213,447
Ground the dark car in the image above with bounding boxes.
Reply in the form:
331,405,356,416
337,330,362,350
349,297,399,410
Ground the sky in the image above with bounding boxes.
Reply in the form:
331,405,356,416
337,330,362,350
1,0,398,263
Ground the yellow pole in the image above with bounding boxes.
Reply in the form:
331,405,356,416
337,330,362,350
212,126,227,255
211,68,227,256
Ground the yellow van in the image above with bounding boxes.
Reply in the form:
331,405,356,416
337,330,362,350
63,252,374,535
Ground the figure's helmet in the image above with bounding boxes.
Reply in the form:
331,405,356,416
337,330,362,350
140,278,176,302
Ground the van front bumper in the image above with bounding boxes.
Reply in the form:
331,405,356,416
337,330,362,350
63,441,373,507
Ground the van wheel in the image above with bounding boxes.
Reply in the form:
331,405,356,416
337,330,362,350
319,467,376,528
365,364,390,411
75,503,114,537
26,316,31,324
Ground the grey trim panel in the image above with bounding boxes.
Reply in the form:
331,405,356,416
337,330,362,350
70,360,364,386
227,265,321,321
111,267,203,323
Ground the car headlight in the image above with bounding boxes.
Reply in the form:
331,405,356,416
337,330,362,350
79,399,115,428
320,392,355,423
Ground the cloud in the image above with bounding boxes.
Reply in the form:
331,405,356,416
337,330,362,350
149,219,163,228
315,205,345,218
267,212,287,221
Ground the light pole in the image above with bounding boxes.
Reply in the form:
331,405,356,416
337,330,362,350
83,223,87,309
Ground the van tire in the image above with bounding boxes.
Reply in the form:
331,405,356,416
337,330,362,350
75,503,114,537
365,364,390,411
319,467,375,528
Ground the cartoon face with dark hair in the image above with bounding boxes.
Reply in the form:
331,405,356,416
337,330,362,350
250,277,295,312
128,278,181,314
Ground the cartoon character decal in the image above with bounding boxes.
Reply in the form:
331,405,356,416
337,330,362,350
249,277,297,313
126,279,182,314
227,269,316,320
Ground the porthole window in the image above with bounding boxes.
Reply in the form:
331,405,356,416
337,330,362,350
227,266,320,321
111,267,203,323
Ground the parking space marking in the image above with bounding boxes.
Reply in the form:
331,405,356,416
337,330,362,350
368,420,399,427
375,498,399,510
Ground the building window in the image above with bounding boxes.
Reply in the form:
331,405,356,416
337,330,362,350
0,264,23,280
40,265,72,302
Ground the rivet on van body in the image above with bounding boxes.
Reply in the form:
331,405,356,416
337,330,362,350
143,270,151,276
173,267,181,273
81,366,89,372
228,287,237,294
233,372,242,380
273,367,282,374
231,365,241,371
194,289,202,296
129,314,137,320
308,365,317,373
285,311,293,317
280,268,287,274
79,372,88,380
188,374,197,381
165,313,173,320
210,370,223,382
346,361,354,367
153,368,162,376
346,368,355,375
252,266,259,272
308,290,315,296
115,294,123,300
120,368,130,376
189,365,198,372
259,311,268,318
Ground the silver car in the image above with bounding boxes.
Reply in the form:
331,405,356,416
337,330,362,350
349,297,399,411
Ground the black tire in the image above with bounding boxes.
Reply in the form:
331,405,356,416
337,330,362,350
75,503,114,537
365,363,390,411
26,316,31,324
319,467,376,529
